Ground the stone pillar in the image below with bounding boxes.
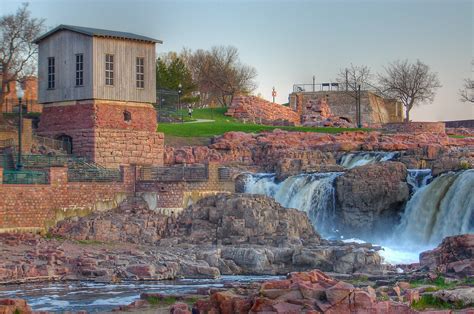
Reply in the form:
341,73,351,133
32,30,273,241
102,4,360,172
21,119,33,153
49,166,68,187
120,164,137,194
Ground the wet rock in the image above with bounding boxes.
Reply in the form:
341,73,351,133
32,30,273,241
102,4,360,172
194,269,417,314
335,161,410,238
420,234,474,276
0,299,32,314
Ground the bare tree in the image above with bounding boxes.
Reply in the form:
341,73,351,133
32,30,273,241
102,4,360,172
378,59,441,122
0,3,45,110
337,64,373,95
460,78,474,103
459,60,474,103
188,46,257,107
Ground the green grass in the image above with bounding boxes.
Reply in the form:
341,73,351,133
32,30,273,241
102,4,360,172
146,296,178,306
411,294,464,311
158,108,370,138
409,276,467,290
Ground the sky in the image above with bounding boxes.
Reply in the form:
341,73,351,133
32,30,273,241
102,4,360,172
1,0,473,121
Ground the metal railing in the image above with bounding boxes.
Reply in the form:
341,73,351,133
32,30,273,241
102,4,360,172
1,99,41,113
292,82,387,98
33,135,70,153
139,164,209,182
3,169,49,184
2,152,122,183
0,138,14,148
67,167,122,182
218,167,232,181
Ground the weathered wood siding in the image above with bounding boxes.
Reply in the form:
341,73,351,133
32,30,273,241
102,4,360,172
92,37,156,103
38,30,93,103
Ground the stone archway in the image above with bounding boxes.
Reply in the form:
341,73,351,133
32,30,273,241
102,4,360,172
56,134,73,154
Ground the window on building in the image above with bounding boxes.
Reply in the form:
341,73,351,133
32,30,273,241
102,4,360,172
75,54,84,86
105,54,114,86
123,110,131,122
136,57,144,88
48,57,55,89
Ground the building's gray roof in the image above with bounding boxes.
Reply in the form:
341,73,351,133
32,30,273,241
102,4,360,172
34,24,163,44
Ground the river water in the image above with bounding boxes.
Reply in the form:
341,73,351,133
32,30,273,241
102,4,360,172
0,275,280,312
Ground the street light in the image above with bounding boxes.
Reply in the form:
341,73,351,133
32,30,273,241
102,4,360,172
16,84,24,170
178,83,182,110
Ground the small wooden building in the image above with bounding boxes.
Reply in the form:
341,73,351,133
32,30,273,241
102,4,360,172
35,25,164,168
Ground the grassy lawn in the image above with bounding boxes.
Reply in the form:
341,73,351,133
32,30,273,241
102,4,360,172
158,108,370,138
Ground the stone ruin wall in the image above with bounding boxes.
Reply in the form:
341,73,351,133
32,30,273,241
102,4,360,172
289,91,404,126
225,95,301,126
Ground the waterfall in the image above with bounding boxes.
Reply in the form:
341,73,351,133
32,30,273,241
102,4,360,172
406,169,433,193
244,172,343,236
339,151,397,169
394,169,474,246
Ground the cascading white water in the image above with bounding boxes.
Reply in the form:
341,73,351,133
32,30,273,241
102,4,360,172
339,151,397,168
244,169,473,265
406,169,433,193
244,172,343,236
394,169,474,246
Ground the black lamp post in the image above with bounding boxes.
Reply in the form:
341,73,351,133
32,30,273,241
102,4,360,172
16,84,24,170
178,83,182,110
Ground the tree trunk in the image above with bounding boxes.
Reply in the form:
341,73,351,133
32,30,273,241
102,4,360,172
405,107,410,123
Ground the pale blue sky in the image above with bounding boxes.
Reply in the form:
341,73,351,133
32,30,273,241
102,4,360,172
1,0,473,121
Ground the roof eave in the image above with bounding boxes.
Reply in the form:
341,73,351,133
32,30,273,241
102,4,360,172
33,25,163,44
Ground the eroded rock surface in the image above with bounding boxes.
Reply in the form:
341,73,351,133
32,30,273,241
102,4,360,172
335,162,410,238
0,195,386,284
420,234,474,277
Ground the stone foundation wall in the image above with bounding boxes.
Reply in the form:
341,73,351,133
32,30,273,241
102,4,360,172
289,91,403,126
225,96,301,125
136,163,235,213
384,122,446,134
94,129,164,168
0,165,136,232
37,100,164,168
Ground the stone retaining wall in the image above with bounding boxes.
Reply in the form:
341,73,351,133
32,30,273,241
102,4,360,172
0,166,136,233
384,122,446,134
136,163,235,213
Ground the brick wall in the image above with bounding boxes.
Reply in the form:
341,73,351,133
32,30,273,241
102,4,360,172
37,100,164,168
136,163,235,214
0,165,136,232
0,119,33,153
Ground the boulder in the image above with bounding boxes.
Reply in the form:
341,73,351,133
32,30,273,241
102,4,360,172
420,234,474,276
335,161,410,238
193,269,416,314
0,299,32,314
433,288,474,306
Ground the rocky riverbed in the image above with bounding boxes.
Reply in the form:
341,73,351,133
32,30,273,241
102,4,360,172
0,194,387,285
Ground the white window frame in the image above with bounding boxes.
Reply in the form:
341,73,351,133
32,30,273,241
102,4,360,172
75,53,84,86
136,57,144,89
47,57,55,89
105,54,114,86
